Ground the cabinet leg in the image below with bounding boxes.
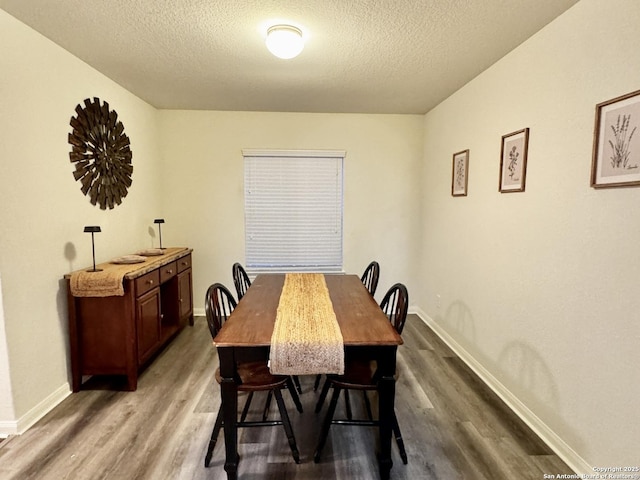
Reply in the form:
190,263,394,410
126,374,138,391
72,372,82,392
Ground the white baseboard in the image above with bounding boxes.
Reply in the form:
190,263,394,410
411,307,591,476
0,420,16,438
0,383,71,438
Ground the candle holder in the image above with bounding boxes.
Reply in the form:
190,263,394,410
154,219,166,249
83,226,102,272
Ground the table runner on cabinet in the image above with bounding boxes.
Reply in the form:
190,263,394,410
69,247,187,297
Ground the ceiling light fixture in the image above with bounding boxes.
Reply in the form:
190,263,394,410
266,24,304,59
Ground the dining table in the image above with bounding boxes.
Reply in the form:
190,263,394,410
213,273,404,479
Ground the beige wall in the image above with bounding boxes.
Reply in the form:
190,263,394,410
0,10,162,429
156,111,424,311
419,0,639,471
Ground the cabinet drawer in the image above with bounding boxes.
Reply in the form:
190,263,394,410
177,254,192,273
160,261,177,283
135,270,160,297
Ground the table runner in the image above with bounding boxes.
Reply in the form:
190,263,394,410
269,273,344,375
69,247,187,297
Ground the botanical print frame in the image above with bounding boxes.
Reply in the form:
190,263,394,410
591,89,640,188
451,149,469,196
499,128,529,193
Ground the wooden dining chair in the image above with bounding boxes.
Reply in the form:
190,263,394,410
361,260,380,297
203,283,302,466
313,260,382,391
231,262,251,300
313,260,381,407
232,263,303,396
313,283,409,465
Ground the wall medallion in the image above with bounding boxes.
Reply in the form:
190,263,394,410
68,97,133,209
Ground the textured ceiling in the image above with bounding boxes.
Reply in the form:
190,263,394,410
0,0,579,114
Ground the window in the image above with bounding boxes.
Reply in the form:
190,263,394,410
243,149,344,274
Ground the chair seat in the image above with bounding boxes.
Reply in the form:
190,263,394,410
215,361,289,391
328,359,377,390
328,359,400,390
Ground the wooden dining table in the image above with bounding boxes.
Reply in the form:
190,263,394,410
213,273,403,479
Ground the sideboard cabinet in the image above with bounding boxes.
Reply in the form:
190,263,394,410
66,248,193,391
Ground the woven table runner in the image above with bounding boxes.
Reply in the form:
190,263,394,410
269,273,344,375
69,247,186,297
70,263,142,297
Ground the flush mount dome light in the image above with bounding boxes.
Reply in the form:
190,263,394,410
266,24,304,59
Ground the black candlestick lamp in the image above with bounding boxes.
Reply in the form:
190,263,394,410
83,226,102,272
154,218,166,249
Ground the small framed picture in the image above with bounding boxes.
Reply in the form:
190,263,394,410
499,128,529,193
451,149,469,196
591,89,640,188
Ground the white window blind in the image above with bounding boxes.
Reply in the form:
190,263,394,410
243,149,344,274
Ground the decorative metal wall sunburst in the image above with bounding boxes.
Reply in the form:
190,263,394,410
68,97,133,210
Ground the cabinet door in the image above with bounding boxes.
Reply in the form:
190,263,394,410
177,269,193,324
136,288,161,364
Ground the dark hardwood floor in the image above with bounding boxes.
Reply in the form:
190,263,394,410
0,315,574,479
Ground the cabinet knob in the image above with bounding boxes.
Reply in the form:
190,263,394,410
148,280,154,285
167,269,173,274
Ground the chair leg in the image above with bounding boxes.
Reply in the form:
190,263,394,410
286,377,304,413
262,391,273,422
392,412,408,464
313,374,322,391
273,389,300,464
344,389,352,420
205,407,224,467
314,385,341,463
315,377,331,412
240,391,254,423
292,375,302,394
363,391,373,421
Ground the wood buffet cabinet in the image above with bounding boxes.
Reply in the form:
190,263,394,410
65,248,194,391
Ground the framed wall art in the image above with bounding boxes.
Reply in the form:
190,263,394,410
499,128,529,193
591,89,640,188
451,149,469,196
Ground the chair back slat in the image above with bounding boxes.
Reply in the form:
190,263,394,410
204,283,237,338
380,283,409,334
360,261,380,296
232,262,252,300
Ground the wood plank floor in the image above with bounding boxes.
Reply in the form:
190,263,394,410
0,315,575,479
